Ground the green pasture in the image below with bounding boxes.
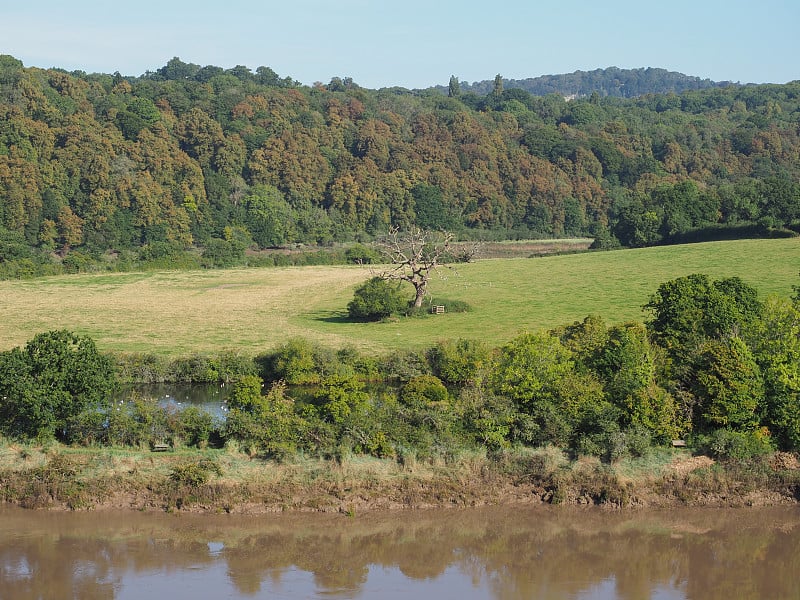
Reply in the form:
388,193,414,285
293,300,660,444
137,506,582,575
0,238,796,356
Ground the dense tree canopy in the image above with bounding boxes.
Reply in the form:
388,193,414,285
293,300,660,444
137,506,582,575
0,56,798,277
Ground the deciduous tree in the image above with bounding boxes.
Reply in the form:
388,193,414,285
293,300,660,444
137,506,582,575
374,227,457,308
0,330,115,440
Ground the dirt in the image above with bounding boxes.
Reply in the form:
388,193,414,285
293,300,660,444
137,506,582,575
668,454,716,477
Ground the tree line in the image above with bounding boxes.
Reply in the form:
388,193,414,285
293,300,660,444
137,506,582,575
1,275,798,463
0,55,799,277
437,67,737,99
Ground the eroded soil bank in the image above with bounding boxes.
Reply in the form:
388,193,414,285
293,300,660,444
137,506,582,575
1,444,798,514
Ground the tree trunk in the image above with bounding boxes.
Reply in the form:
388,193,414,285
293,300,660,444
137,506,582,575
413,283,427,308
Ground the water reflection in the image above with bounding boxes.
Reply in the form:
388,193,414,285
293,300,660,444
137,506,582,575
1,506,799,599
119,383,232,419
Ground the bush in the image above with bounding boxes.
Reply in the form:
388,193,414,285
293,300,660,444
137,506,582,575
169,458,222,488
380,350,431,383
113,353,169,383
260,337,346,384
405,297,472,318
696,428,775,462
427,338,490,385
106,396,170,447
62,251,95,274
400,375,449,409
175,406,217,448
345,244,379,264
201,238,246,268
347,277,408,321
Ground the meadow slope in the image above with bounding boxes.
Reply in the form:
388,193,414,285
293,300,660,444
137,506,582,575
0,238,796,356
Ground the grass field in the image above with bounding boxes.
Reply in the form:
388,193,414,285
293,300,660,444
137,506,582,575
0,238,796,356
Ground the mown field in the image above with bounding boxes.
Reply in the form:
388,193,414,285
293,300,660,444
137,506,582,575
0,238,797,356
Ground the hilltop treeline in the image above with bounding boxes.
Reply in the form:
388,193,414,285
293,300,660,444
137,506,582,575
436,67,737,98
1,55,799,276
2,276,798,465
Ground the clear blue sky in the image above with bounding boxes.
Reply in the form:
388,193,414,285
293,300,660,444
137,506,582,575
2,0,798,88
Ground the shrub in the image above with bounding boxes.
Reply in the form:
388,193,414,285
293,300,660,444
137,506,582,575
223,380,307,459
113,352,169,383
64,410,108,446
434,298,472,313
201,238,246,268
61,251,95,274
427,338,490,385
696,428,775,462
169,458,222,488
347,277,408,321
345,244,379,264
400,375,449,409
175,405,217,448
405,297,472,318
380,350,431,383
260,337,345,384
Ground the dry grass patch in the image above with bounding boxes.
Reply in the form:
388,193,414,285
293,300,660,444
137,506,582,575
0,267,370,355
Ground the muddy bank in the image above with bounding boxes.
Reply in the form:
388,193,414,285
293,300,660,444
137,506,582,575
1,445,798,514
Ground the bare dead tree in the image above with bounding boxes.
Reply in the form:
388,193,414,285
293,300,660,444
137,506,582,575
373,227,459,308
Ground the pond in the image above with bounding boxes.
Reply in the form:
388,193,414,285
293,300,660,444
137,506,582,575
1,505,798,599
119,382,233,419
119,382,392,419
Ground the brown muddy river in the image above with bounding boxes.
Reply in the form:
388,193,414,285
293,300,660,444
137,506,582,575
1,505,799,599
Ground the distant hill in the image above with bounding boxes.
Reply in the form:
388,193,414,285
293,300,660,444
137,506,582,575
434,67,740,98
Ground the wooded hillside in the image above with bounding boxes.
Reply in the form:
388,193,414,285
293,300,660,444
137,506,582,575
0,55,798,275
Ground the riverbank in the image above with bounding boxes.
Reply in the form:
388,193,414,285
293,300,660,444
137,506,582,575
1,442,798,513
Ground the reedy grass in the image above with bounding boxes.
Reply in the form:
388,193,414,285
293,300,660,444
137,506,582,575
1,439,796,511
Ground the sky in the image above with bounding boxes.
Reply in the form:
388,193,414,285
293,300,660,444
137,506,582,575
2,0,798,89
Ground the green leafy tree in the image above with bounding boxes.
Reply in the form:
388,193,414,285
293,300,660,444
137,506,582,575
261,337,344,385
750,296,800,449
492,74,503,100
691,336,763,431
611,196,662,247
225,378,305,458
490,332,574,414
555,314,609,369
645,274,762,366
448,75,461,98
227,375,266,413
242,185,295,248
411,184,457,231
595,322,683,441
427,338,491,386
310,374,391,456
0,330,115,440
459,384,516,449
491,331,595,446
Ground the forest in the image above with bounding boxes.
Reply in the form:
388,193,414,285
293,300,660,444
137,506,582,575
0,55,798,277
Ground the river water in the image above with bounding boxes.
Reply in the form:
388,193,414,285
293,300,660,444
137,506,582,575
1,505,799,599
